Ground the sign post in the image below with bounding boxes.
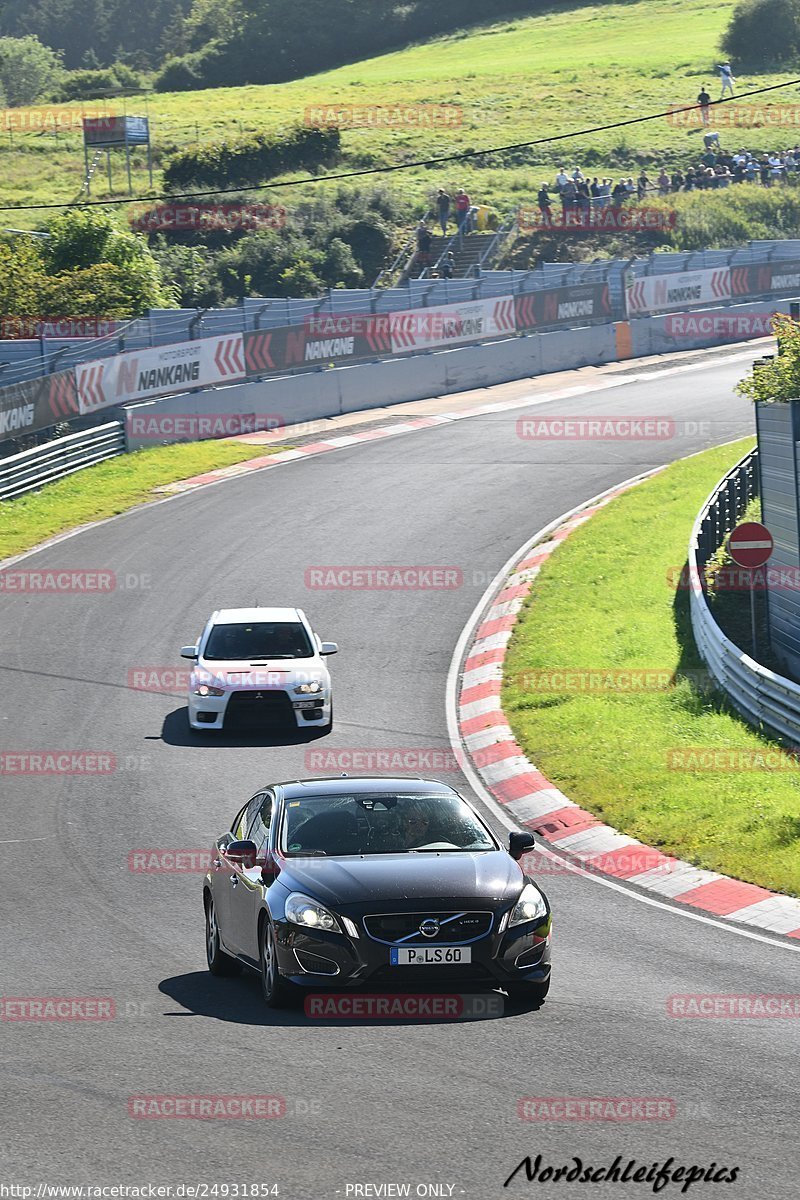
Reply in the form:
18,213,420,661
728,521,774,656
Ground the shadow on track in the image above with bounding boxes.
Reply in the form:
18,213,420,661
159,971,542,1026
157,708,331,748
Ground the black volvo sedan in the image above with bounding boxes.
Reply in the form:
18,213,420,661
203,776,552,1007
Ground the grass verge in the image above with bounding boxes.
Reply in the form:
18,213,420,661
502,437,800,898
0,440,278,561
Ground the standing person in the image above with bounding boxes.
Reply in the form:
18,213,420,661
439,250,455,279
435,188,451,236
454,188,471,233
718,61,735,98
670,168,684,192
612,178,628,204
415,220,432,268
560,176,577,218
537,182,553,226
697,85,711,127
636,171,651,200
657,167,670,196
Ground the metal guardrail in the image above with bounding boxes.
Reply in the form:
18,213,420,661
0,421,125,501
689,447,800,743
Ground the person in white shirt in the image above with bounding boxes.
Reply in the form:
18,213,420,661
718,62,735,98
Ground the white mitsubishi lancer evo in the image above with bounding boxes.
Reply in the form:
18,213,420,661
181,607,337,733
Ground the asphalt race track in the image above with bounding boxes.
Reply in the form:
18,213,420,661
2,352,797,1198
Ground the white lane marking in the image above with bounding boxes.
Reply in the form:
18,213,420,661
445,467,800,956
0,344,763,572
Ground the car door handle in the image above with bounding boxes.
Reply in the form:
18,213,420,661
230,875,238,888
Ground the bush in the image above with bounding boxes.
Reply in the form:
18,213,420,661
58,68,120,100
0,35,63,106
162,124,341,191
154,47,221,93
721,0,800,68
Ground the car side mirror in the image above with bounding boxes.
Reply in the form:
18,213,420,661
320,641,338,655
260,854,279,885
180,645,198,660
226,839,258,867
509,831,537,861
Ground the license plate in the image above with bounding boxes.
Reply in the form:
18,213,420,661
294,700,321,710
390,946,471,965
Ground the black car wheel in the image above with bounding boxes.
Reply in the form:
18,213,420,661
260,919,295,1008
506,978,550,1006
205,894,242,976
320,698,333,735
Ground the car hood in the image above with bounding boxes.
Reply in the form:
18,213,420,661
193,658,324,688
276,850,524,910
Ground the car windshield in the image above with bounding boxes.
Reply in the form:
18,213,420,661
281,792,497,857
204,621,314,661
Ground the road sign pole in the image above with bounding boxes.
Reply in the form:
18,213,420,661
750,569,757,657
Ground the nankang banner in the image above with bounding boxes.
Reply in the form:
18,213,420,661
625,268,731,315
76,333,246,413
514,284,611,332
0,371,79,443
388,297,516,352
730,260,800,298
244,314,392,375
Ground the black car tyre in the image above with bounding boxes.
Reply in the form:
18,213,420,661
506,978,550,1006
260,919,296,1008
205,894,242,976
320,698,333,735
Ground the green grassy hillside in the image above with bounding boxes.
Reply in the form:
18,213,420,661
3,0,797,228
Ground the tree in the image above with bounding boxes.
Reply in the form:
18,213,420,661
736,316,800,403
721,0,800,68
0,35,62,105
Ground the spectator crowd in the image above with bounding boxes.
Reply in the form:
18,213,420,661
533,139,800,224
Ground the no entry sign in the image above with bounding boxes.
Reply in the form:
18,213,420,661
728,522,774,569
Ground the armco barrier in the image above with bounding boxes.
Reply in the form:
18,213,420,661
689,448,800,743
0,421,125,500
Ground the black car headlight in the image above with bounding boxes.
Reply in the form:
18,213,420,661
508,883,548,928
285,892,342,934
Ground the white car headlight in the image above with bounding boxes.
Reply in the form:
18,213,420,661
194,684,225,697
294,681,323,694
285,892,341,933
508,883,548,928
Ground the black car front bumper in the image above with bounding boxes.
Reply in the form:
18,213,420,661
272,905,552,992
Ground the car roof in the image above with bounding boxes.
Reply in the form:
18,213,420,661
271,776,460,800
210,607,303,624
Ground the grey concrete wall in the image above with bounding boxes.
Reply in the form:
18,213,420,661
124,302,776,452
756,400,800,678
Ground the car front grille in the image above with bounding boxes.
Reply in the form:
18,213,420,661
363,911,493,945
224,690,294,725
